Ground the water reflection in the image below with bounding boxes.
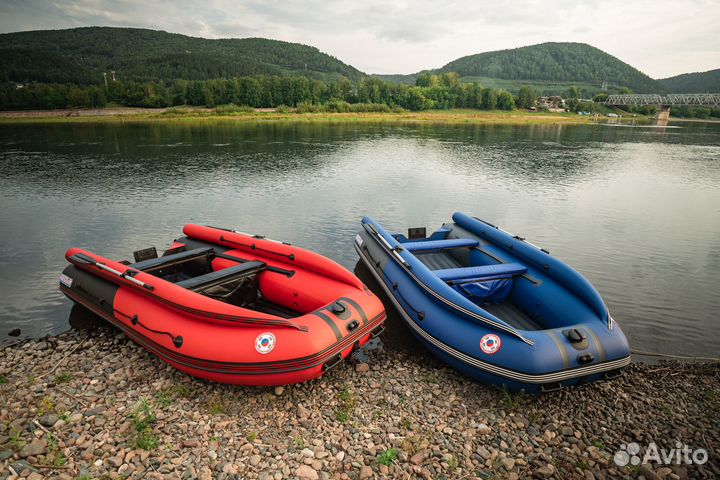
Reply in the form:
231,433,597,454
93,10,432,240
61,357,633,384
0,120,719,359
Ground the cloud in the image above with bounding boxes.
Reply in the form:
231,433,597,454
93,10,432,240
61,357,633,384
0,0,718,77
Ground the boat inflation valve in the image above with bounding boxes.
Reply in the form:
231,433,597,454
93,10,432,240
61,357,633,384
331,301,351,319
562,328,589,350
566,328,587,343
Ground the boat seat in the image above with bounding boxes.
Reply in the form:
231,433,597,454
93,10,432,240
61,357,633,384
131,247,213,272
177,261,267,292
403,238,479,253
434,263,527,282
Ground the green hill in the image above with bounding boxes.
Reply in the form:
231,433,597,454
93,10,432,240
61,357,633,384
659,69,720,93
0,27,364,84
372,73,417,85
436,42,664,93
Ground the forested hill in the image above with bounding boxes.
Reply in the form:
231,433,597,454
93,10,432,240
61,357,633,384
437,42,663,93
659,69,720,93
0,27,364,84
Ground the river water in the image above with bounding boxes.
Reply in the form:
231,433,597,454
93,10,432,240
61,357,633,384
1,120,718,358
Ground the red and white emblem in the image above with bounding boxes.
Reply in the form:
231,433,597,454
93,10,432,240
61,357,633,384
255,332,276,354
480,334,502,355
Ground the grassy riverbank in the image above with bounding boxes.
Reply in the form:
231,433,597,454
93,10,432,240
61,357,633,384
0,107,642,126
1,326,718,480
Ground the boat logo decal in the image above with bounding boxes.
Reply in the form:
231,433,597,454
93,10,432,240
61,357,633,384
480,334,502,355
59,273,73,288
255,332,276,354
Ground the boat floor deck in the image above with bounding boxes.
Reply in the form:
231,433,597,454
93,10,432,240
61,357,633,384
415,250,462,270
481,302,542,330
248,299,302,319
415,250,542,331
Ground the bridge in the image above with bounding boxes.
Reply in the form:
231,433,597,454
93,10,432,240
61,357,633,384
604,94,720,120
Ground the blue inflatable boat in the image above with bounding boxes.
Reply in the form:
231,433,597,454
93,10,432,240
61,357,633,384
355,212,630,392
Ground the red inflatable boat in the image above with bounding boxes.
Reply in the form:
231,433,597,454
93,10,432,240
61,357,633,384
59,225,386,385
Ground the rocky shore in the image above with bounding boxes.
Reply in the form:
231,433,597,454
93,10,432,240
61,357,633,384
1,324,718,480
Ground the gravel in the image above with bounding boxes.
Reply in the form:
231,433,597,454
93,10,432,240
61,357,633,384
0,325,718,479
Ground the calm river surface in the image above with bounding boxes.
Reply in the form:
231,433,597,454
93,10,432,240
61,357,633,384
1,120,719,358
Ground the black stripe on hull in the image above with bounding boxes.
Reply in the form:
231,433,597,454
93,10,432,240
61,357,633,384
313,311,342,341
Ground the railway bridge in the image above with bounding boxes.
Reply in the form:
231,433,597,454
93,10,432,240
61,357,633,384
604,94,720,120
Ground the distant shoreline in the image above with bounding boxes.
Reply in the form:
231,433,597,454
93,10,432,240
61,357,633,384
0,107,650,126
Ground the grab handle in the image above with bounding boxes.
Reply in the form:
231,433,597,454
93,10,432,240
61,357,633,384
322,353,343,372
70,254,154,291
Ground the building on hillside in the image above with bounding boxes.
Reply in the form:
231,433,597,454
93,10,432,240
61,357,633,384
538,96,565,112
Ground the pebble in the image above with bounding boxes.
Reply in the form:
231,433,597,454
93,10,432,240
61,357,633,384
410,449,430,465
656,467,673,477
355,363,370,373
477,446,492,460
500,457,515,470
641,464,660,480
535,464,556,478
359,465,373,479
38,413,58,427
295,465,319,479
0,332,715,480
19,438,46,457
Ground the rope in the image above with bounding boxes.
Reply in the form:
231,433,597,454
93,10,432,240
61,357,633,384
631,349,720,362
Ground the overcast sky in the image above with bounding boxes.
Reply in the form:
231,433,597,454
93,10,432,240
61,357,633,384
0,0,718,78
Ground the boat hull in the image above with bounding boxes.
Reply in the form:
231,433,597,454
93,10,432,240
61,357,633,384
355,214,630,393
60,225,386,386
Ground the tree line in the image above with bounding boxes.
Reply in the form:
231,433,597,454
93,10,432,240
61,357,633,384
0,73,518,111
2,72,718,118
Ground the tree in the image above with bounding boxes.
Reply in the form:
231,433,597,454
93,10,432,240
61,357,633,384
415,73,432,87
496,89,515,110
516,85,537,109
566,85,580,100
439,72,459,88
481,87,497,110
401,87,430,111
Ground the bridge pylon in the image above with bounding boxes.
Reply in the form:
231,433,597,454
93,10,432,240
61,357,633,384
657,105,671,122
